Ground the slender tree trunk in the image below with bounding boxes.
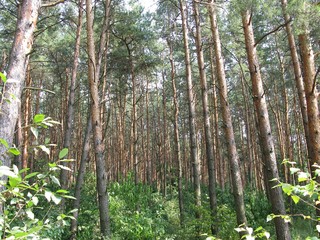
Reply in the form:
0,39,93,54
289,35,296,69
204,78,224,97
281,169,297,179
162,72,168,196
70,111,92,239
179,0,201,224
85,0,110,236
167,37,184,224
209,46,224,190
242,10,291,240
208,0,247,231
146,78,151,185
22,65,32,170
60,0,83,192
192,0,217,232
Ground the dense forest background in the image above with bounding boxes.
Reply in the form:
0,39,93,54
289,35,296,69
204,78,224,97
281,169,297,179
0,0,319,239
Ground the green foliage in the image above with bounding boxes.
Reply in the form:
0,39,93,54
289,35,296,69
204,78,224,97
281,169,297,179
0,164,75,239
0,113,74,239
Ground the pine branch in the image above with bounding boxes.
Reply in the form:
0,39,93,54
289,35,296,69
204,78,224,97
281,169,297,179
42,0,65,8
254,19,292,47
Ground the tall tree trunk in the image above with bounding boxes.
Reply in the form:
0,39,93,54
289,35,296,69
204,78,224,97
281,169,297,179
0,0,40,170
178,0,201,223
167,38,184,224
60,0,83,192
208,0,247,231
146,78,151,185
85,0,110,236
209,46,224,190
299,33,320,180
192,0,217,232
281,0,311,164
162,72,168,196
241,10,291,240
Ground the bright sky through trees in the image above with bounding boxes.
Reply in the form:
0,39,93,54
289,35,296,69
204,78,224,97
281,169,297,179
139,0,157,12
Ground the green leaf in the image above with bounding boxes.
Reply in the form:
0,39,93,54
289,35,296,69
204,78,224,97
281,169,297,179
51,194,62,205
26,208,35,220
61,195,76,200
48,162,57,168
298,172,309,182
0,166,16,178
291,195,300,204
315,169,320,177
33,114,45,123
266,214,274,222
50,175,60,186
8,175,22,187
30,127,39,139
39,145,50,155
0,72,6,83
290,167,300,174
56,189,69,194
0,138,9,148
58,159,75,162
59,148,69,159
58,165,71,171
25,172,39,180
44,190,53,202
32,196,39,206
281,183,292,195
9,147,20,156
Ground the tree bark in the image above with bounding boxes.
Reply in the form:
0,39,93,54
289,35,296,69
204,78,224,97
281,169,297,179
241,10,291,240
85,0,110,236
299,33,320,175
0,0,40,169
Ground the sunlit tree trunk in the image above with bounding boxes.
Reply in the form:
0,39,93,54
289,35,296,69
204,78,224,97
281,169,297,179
0,0,40,170
242,10,291,240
